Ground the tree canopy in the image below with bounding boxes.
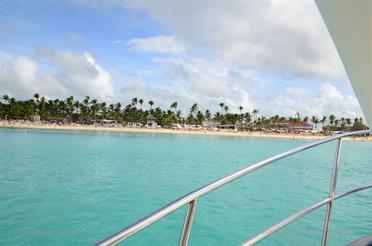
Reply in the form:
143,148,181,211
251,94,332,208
0,94,368,131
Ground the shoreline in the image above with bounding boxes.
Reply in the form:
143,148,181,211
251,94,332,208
1,121,370,141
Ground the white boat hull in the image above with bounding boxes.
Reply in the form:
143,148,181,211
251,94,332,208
316,1,372,127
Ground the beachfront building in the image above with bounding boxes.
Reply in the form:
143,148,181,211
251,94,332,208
275,120,312,133
202,119,217,130
30,114,40,122
218,124,236,130
146,114,157,128
96,119,118,127
235,119,248,131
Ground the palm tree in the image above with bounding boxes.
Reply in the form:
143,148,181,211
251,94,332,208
190,103,198,116
73,100,80,114
214,112,221,123
131,98,138,107
8,97,21,118
108,104,114,117
176,110,181,123
219,102,224,113
90,99,99,119
33,93,40,114
311,116,319,129
138,99,144,110
100,102,107,119
1,95,9,117
295,112,300,120
346,118,352,126
340,117,346,129
82,96,90,119
114,103,121,120
170,101,178,111
223,105,229,114
320,116,327,129
292,115,299,123
24,99,35,118
33,93,40,103
66,96,74,118
252,109,258,121
329,115,336,126
196,111,204,125
335,119,340,127
39,97,46,119
1,94,9,102
205,109,211,120
239,106,243,114
148,100,154,110
52,99,60,118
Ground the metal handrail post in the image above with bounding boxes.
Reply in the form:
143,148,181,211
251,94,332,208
179,199,198,246
322,138,343,245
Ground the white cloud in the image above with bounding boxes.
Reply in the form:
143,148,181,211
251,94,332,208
263,83,363,118
117,56,255,114
118,78,180,110
126,35,185,54
116,48,362,118
121,1,365,118
128,1,345,79
0,55,65,98
0,47,115,101
0,48,363,118
36,46,115,100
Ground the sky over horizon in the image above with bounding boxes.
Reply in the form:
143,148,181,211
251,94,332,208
0,0,364,118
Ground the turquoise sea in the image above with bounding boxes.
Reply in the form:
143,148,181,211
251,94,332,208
0,128,371,245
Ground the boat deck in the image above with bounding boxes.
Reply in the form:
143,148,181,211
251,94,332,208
348,235,372,246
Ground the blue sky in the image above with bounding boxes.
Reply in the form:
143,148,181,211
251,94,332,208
1,1,163,74
0,0,363,118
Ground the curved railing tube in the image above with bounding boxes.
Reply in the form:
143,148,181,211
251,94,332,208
241,184,372,245
95,129,370,246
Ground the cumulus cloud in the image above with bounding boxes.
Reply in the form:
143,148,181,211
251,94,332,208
118,76,216,115
117,56,255,113
118,78,182,110
120,1,364,117
0,47,115,100
263,83,363,118
126,36,185,54
158,56,254,110
0,48,363,118
128,1,344,79
0,55,66,98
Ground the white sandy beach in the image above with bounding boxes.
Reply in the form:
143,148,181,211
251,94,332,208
1,120,370,141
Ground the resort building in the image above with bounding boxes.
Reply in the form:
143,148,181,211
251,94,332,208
235,119,248,130
146,114,157,128
275,120,313,132
202,120,217,129
30,114,40,122
96,119,118,127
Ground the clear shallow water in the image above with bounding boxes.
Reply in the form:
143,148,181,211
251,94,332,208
0,128,371,246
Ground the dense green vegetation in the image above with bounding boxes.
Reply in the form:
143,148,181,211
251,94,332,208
0,94,368,131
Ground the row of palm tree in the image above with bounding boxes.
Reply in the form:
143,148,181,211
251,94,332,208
0,94,368,131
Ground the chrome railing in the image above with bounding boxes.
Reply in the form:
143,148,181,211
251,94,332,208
96,129,371,246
